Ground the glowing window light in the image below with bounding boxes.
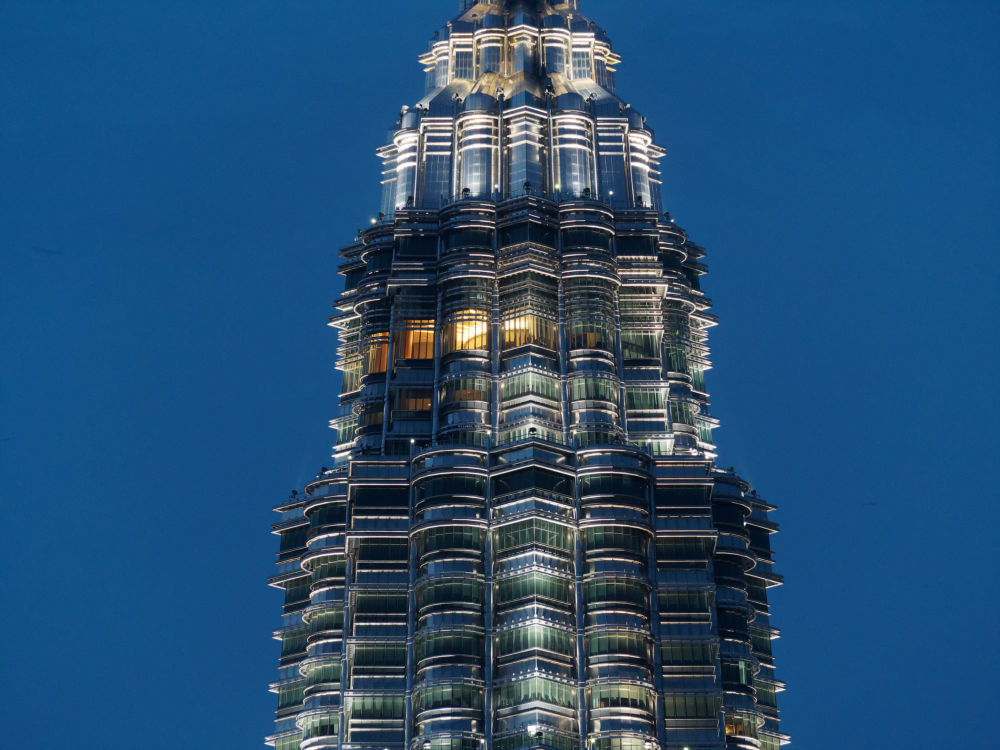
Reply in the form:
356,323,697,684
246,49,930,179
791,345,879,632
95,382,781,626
396,321,435,360
502,313,555,350
444,311,490,352
363,333,389,374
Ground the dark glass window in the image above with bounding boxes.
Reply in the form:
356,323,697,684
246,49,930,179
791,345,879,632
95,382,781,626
445,228,493,250
562,228,611,250
579,473,646,497
500,222,555,248
395,236,437,258
352,486,408,509
493,467,573,497
416,474,485,501
495,518,572,553
616,235,658,256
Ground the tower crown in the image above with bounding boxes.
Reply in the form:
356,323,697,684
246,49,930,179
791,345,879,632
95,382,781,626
385,0,651,214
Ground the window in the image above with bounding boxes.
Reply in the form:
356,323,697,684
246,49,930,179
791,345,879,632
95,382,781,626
663,694,719,719
502,312,556,350
443,310,490,352
311,556,347,581
721,659,755,688
625,387,664,410
277,684,304,710
578,473,646,497
584,526,648,555
500,222,555,248
454,49,474,79
502,372,559,401
568,319,612,351
445,228,493,250
571,49,592,79
355,592,408,615
659,641,717,666
350,695,405,719
395,320,435,360
394,388,432,412
415,474,485,501
415,633,483,661
586,631,650,659
657,590,713,614
670,401,697,427
664,341,689,374
364,333,389,374
309,503,346,529
301,714,339,741
493,467,573,497
480,43,502,74
417,526,484,556
395,236,437,258
724,713,759,739
280,632,307,658
552,115,594,196
496,732,575,750
352,644,406,668
562,228,611,250
497,624,572,656
616,235,658,255
497,572,573,606
495,518,572,552
621,330,660,360
589,684,651,711
417,580,484,609
570,376,618,402
341,354,362,392
441,377,491,404
305,662,342,687
585,578,648,607
543,40,567,74
415,683,483,712
495,677,574,709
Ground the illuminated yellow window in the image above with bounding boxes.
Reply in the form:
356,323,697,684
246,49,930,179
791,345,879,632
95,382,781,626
364,333,389,374
396,320,435,360
502,312,555,350
341,354,362,392
724,713,758,739
394,388,432,412
444,310,490,353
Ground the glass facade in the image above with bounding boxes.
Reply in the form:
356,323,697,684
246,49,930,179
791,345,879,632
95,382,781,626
271,4,786,750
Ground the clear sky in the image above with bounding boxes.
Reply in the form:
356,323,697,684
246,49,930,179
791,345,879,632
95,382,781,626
1,1,997,748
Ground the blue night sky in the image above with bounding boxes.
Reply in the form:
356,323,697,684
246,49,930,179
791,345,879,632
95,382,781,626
1,1,997,748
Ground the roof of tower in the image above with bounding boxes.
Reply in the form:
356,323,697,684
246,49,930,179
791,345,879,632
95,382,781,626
416,0,626,118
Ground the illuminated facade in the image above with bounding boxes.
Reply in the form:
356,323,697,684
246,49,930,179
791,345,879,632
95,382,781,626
269,2,786,750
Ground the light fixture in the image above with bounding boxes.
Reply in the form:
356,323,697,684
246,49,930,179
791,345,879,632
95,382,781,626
370,218,377,224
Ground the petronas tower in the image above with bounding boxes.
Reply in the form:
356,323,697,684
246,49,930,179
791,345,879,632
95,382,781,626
269,2,786,750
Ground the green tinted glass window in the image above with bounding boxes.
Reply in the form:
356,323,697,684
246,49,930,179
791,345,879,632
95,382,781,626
495,519,572,552
495,677,574,708
497,572,573,606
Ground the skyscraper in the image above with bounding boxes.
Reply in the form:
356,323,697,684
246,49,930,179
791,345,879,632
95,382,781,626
269,2,785,750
